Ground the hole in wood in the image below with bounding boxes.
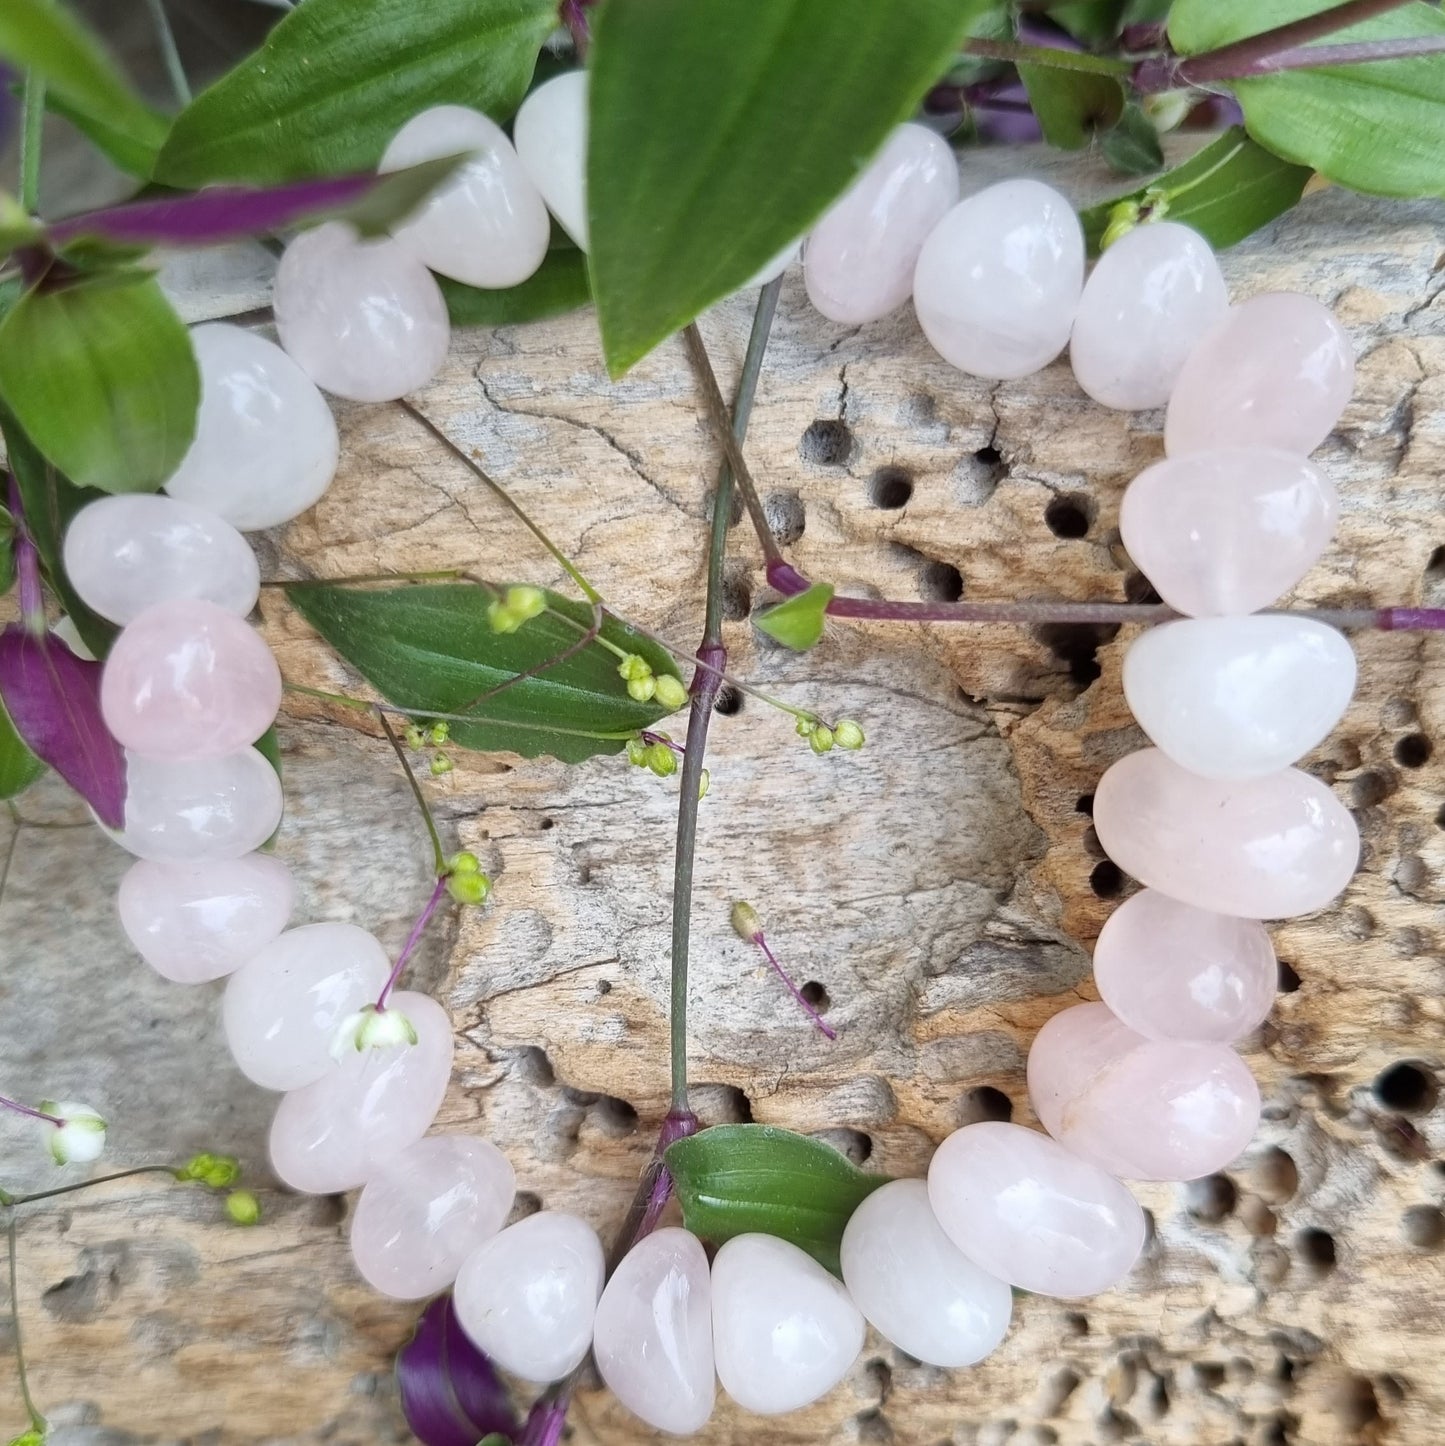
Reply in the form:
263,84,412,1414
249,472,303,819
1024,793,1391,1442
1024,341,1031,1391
958,1085,1013,1126
868,466,914,508
1402,1205,1445,1251
919,560,964,602
1295,1227,1337,1274
1394,732,1433,768
1183,1174,1238,1224
1373,1059,1438,1113
800,418,854,467
1045,493,1093,539
1090,860,1124,898
764,488,806,544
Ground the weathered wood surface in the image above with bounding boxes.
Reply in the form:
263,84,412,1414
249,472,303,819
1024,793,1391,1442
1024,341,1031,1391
2,145,1444,1446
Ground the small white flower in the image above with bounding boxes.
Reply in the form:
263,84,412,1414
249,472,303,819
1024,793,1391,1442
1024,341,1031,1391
41,1100,107,1166
329,1005,417,1062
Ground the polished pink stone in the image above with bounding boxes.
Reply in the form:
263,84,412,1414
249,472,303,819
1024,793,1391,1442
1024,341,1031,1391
804,123,959,325
1165,292,1354,456
100,599,281,762
594,1228,716,1435
1093,889,1276,1043
268,990,453,1194
1092,748,1360,918
1119,447,1339,617
349,1134,515,1299
1070,221,1229,411
1028,1002,1261,1181
512,71,589,249
223,922,391,1090
117,853,294,983
927,1121,1145,1298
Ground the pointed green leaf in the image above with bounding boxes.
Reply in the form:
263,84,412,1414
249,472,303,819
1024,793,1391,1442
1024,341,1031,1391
1169,0,1445,198
665,1125,889,1276
440,246,591,328
588,0,994,376
1016,64,1124,149
0,275,198,494
0,693,47,800
285,582,683,764
1101,103,1165,175
0,0,167,178
1077,126,1312,254
253,724,283,851
155,0,557,187
755,584,834,652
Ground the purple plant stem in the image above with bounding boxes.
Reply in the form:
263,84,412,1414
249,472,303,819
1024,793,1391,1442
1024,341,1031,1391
560,0,592,57
0,1094,61,1127
640,729,685,755
752,931,837,1041
520,1399,570,1446
375,876,449,1010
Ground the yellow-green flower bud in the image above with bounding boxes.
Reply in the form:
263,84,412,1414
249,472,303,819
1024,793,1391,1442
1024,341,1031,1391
430,752,454,777
626,736,648,767
795,717,816,737
627,674,658,703
646,743,678,778
698,768,710,800
331,1004,418,1061
429,721,450,746
404,724,426,750
447,850,481,875
225,1189,261,1226
833,719,865,751
617,653,653,683
8,1425,47,1446
487,597,521,634
1100,199,1141,252
447,870,492,906
503,585,546,624
177,1152,242,1189
1142,89,1192,134
809,725,835,754
653,674,689,710
731,901,763,942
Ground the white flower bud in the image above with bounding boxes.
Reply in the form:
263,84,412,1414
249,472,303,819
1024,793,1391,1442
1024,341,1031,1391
329,1004,418,1061
41,1100,107,1166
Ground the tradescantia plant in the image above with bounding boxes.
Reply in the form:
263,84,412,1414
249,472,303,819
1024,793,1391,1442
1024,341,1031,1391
0,0,1444,1441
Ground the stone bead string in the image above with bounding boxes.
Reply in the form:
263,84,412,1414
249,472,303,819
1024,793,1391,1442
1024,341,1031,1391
45,78,1370,1438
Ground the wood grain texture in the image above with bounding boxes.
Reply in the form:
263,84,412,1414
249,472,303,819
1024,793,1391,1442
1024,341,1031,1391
2,143,1444,1446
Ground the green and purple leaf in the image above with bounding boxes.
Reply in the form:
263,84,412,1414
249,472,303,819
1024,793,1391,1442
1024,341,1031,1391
396,1294,518,1446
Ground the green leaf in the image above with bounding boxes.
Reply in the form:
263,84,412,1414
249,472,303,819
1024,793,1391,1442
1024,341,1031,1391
253,724,283,852
0,0,167,178
0,693,46,800
1017,63,1124,148
664,1125,889,1276
1077,126,1312,254
755,584,834,652
1048,2,1128,45
285,583,682,764
1169,0,1445,198
588,0,993,376
154,0,557,187
0,404,117,659
1102,102,1165,175
0,274,199,494
440,246,591,328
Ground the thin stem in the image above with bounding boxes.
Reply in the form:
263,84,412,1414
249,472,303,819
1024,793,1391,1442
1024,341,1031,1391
961,37,1133,75
376,876,449,1010
0,1096,60,1128
6,1213,43,1431
1195,33,1445,75
144,0,192,106
7,1164,185,1207
454,602,605,712
18,75,44,215
377,709,447,875
752,931,836,1041
396,399,603,604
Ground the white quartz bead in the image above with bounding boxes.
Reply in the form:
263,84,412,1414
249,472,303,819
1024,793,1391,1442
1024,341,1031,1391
222,922,391,1090
594,1228,716,1436
268,990,453,1193
63,494,259,625
1070,221,1229,410
712,1233,865,1416
453,1211,605,1382
117,853,294,983
840,1178,1012,1367
1092,748,1360,918
912,179,1084,379
804,123,960,325
1119,447,1339,617
349,1134,515,1300
113,748,282,862
1123,616,1357,779
273,221,450,402
1165,292,1355,456
513,71,589,248
927,1121,1146,1298
164,323,340,532
380,105,550,289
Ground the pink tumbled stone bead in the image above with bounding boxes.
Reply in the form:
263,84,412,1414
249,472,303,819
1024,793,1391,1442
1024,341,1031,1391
1120,447,1339,617
927,1121,1145,1298
1093,748,1360,918
912,178,1084,379
223,922,391,1090
117,854,294,983
513,71,589,248
1028,1002,1261,1181
1094,889,1276,1044
113,748,282,862
100,599,281,762
595,1228,716,1435
349,1134,515,1300
804,123,960,325
381,105,550,289
273,221,450,402
1070,221,1229,411
454,1211,605,1382
63,494,259,625
1165,292,1354,456
268,990,453,1193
